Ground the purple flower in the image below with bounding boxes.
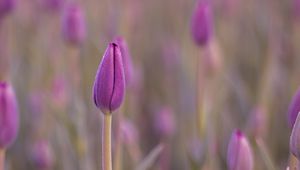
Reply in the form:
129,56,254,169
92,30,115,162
290,112,300,160
0,82,19,149
190,1,213,46
61,3,86,46
287,87,300,128
114,36,134,88
227,130,254,170
0,0,16,18
154,107,175,138
93,43,125,114
30,140,54,169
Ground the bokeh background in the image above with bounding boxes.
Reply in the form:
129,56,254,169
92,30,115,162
0,0,299,169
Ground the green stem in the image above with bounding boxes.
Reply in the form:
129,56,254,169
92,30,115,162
103,113,112,170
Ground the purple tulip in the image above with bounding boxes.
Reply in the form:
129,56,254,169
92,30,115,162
287,87,300,128
190,1,213,46
61,3,86,46
154,107,175,138
227,130,254,170
0,0,16,18
114,36,134,88
0,82,19,149
30,140,54,169
93,43,125,114
290,112,300,160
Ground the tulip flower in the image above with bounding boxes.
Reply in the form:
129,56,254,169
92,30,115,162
290,112,300,160
0,0,16,18
154,107,175,138
93,43,125,170
287,87,300,128
227,130,254,170
30,140,54,170
190,1,213,46
0,82,19,170
61,3,86,46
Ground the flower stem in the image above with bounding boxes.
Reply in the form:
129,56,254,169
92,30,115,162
0,149,5,170
102,113,112,170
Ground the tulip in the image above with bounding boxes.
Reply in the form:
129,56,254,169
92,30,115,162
190,1,213,46
287,87,300,128
93,43,125,114
154,107,175,138
93,43,125,170
0,82,19,170
290,112,300,160
0,82,19,149
61,3,86,46
0,0,16,19
227,130,254,170
30,140,54,170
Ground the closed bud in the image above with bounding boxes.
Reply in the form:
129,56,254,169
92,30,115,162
30,140,54,169
290,112,300,160
93,43,125,114
62,3,86,46
0,82,19,149
190,1,213,46
0,0,16,18
288,87,300,128
114,36,134,88
154,107,175,138
227,130,254,170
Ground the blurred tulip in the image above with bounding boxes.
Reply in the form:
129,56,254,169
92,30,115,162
290,112,300,160
61,3,86,46
154,107,175,138
41,0,64,12
227,130,254,170
190,1,213,46
30,140,54,170
0,0,16,18
247,106,267,138
287,87,300,128
0,82,19,149
93,43,125,114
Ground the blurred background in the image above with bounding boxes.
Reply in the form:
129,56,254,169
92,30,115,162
0,0,298,169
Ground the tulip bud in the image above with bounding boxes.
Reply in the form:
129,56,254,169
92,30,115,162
0,0,16,18
114,36,134,88
0,82,19,149
154,107,175,138
93,43,125,114
227,130,254,170
61,3,86,46
30,140,54,169
290,112,300,160
190,1,213,46
288,87,300,128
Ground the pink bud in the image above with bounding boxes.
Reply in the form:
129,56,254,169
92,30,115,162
30,140,54,169
190,1,213,46
93,43,125,114
62,3,86,46
227,130,254,170
154,107,175,138
0,82,19,149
